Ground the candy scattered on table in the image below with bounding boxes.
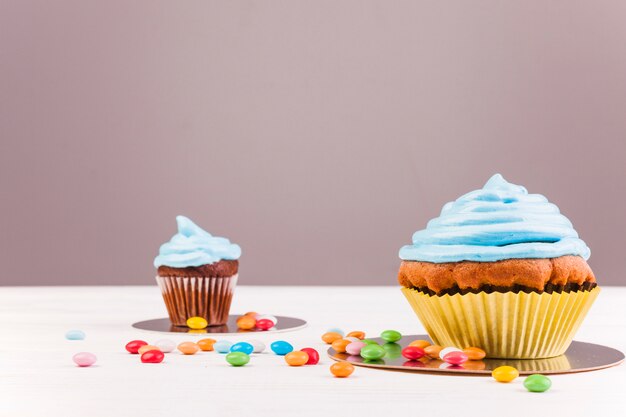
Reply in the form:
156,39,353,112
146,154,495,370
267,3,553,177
492,366,519,383
270,341,294,355
141,350,164,363
408,340,431,349
401,346,425,360
154,339,176,353
439,347,462,359
73,352,97,367
322,332,343,344
246,339,266,353
523,374,552,392
380,330,402,343
255,319,274,331
186,316,208,330
345,341,366,356
326,328,344,336
285,351,309,366
423,345,443,359
236,316,256,330
226,352,250,367
442,351,468,365
300,347,320,365
330,362,354,378
346,331,365,340
125,340,148,354
197,338,217,352
65,330,86,340
360,344,386,361
463,347,486,361
230,342,254,355
138,345,161,355
331,339,351,354
214,340,234,354
177,342,200,355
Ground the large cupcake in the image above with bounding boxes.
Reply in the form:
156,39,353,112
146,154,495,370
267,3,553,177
398,174,599,358
155,216,241,327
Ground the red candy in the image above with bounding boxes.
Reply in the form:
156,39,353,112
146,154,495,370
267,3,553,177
125,340,148,354
301,347,320,365
141,350,165,363
443,351,468,365
255,319,274,331
402,346,426,360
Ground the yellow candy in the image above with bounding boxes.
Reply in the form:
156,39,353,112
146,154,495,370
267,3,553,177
186,316,208,330
492,366,519,383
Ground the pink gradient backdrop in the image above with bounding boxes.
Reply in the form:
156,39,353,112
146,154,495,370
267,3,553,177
1,1,625,285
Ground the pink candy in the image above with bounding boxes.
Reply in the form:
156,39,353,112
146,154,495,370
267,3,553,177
345,341,366,356
442,351,468,365
73,352,97,367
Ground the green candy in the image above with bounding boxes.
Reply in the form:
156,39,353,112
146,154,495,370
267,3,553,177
380,330,402,343
360,344,386,360
523,374,551,392
361,339,378,345
226,352,250,367
381,342,402,359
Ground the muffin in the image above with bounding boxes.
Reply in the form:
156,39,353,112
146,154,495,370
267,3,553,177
154,216,241,327
398,174,599,358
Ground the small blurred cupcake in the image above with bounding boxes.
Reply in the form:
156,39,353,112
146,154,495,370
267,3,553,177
398,174,599,359
155,216,241,327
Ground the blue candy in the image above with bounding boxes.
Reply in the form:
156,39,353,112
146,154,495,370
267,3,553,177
230,342,254,355
214,340,233,353
65,330,86,340
270,341,294,355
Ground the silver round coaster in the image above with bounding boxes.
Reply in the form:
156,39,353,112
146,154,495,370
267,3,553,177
328,334,624,375
132,315,307,336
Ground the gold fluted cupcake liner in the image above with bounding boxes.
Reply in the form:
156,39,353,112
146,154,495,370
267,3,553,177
156,274,238,326
401,286,599,359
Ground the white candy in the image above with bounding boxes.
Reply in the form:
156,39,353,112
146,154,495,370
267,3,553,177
154,339,176,353
344,337,360,343
439,347,463,359
246,339,266,353
256,314,278,325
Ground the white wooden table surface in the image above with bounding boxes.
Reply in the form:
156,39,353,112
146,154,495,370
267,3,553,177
0,286,624,417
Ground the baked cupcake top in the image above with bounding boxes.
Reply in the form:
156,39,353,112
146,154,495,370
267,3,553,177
154,216,241,268
399,174,590,263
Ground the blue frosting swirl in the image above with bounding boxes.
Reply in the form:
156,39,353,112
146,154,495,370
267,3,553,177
399,174,590,263
154,216,241,268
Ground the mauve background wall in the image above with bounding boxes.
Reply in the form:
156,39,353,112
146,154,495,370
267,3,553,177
1,1,625,286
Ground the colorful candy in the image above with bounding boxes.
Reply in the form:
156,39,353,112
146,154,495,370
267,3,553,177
523,374,552,392
177,342,200,355
439,347,462,359
213,340,234,353
270,341,294,355
330,362,355,378
382,343,402,359
186,316,208,330
72,352,97,367
236,316,256,330
401,346,426,360
197,338,217,352
321,332,343,344
285,351,309,366
65,330,86,340
300,347,320,365
346,331,365,340
492,366,519,383
442,351,468,365
326,328,344,336
408,340,431,349
230,342,254,355
154,339,176,353
226,352,250,366
345,341,366,356
255,319,274,331
256,315,277,325
246,339,266,353
423,345,443,359
463,347,486,361
138,345,161,355
141,350,164,363
125,340,148,354
360,344,386,360
380,330,402,343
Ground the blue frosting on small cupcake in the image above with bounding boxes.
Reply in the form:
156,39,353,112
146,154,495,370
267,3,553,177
154,216,241,268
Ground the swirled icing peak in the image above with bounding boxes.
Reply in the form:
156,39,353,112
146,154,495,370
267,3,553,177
154,216,241,268
399,174,590,263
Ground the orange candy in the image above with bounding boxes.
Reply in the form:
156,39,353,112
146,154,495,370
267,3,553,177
177,342,200,355
197,338,217,352
408,340,431,349
330,362,355,378
463,347,487,361
137,345,160,355
237,316,257,330
285,351,309,366
331,339,351,353
321,332,344,344
346,331,365,340
244,311,258,317
424,345,443,359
